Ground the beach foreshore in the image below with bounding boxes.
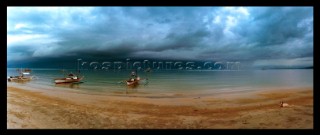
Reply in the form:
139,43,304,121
7,86,313,129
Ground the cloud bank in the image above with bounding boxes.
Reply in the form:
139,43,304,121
7,7,313,68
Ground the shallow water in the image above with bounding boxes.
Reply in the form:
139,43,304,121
7,68,313,95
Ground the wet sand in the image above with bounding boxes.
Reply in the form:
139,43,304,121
7,86,313,129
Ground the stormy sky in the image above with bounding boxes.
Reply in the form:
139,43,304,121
7,7,313,68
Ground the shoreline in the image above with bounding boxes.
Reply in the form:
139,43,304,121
7,86,313,129
7,82,312,98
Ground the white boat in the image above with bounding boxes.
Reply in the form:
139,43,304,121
8,68,34,82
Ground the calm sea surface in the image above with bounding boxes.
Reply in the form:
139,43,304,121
7,68,313,96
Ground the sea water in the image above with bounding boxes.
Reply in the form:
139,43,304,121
7,68,313,96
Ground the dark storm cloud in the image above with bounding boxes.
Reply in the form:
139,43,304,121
7,7,313,68
243,7,313,46
147,29,211,52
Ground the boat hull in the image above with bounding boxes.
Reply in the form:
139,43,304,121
8,76,33,82
126,80,139,86
54,76,84,84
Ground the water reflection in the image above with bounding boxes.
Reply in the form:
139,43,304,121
7,79,32,84
55,82,82,89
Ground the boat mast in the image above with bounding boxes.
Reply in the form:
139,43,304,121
77,59,82,73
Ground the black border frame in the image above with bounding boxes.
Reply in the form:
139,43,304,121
2,0,318,135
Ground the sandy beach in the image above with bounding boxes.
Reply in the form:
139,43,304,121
7,86,313,129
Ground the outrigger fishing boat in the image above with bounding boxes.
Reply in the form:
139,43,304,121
8,68,34,82
126,77,140,86
126,70,141,86
54,59,84,84
54,73,84,84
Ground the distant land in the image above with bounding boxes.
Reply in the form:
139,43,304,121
259,66,313,70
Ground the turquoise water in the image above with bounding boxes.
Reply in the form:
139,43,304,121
7,68,313,95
